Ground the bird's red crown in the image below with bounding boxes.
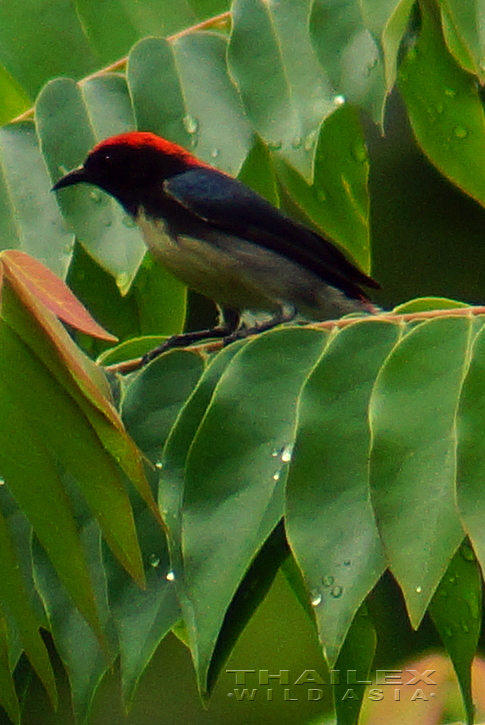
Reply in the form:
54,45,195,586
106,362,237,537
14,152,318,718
91,131,205,168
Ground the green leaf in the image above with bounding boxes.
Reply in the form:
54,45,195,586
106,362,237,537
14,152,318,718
127,37,192,147
276,104,371,271
129,33,252,176
0,0,98,97
105,504,180,707
229,0,333,179
0,65,31,125
0,298,146,592
36,76,145,289
440,0,485,81
310,0,386,121
0,123,72,278
0,616,20,724
206,521,289,694
182,327,328,692
121,349,205,462
32,520,118,724
428,541,482,725
359,0,415,93
160,342,245,543
0,505,56,710
286,320,398,665
369,316,472,626
172,31,253,175
456,323,485,578
334,603,376,725
75,0,198,65
238,135,279,206
392,296,470,313
0,322,103,643
398,2,485,211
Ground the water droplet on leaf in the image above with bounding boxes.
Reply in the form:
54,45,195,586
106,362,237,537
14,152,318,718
415,586,422,593
281,444,293,463
183,114,199,134
330,585,343,598
90,189,103,203
322,575,334,587
273,471,281,481
333,95,345,106
155,461,163,470
148,553,160,568
210,148,220,159
166,570,175,581
310,590,322,606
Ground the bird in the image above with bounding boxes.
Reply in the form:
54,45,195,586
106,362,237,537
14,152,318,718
53,131,379,362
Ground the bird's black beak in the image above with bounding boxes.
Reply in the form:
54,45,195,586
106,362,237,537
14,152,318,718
52,166,87,191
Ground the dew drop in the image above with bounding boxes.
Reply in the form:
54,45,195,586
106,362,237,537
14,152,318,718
90,189,103,203
155,461,163,470
333,95,346,106
210,148,220,159
291,135,302,149
330,585,343,598
190,135,199,149
58,164,69,175
166,570,175,581
415,586,422,593
322,575,334,587
310,590,322,606
453,125,468,139
304,129,318,151
281,444,293,463
183,114,199,134
273,470,281,482
0,478,4,486
148,553,160,568
271,449,279,458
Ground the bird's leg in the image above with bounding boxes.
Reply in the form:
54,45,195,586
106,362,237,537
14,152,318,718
141,306,240,365
224,304,297,345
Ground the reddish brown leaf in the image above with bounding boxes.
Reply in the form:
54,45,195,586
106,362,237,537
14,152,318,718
0,250,117,341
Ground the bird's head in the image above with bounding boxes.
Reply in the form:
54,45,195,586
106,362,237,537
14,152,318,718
53,132,204,215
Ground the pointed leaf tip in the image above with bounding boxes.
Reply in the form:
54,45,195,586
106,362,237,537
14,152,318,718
1,250,117,341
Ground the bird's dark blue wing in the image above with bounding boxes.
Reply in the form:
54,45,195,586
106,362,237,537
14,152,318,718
163,167,378,300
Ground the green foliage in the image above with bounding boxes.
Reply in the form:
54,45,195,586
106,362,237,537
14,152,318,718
1,1,485,724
